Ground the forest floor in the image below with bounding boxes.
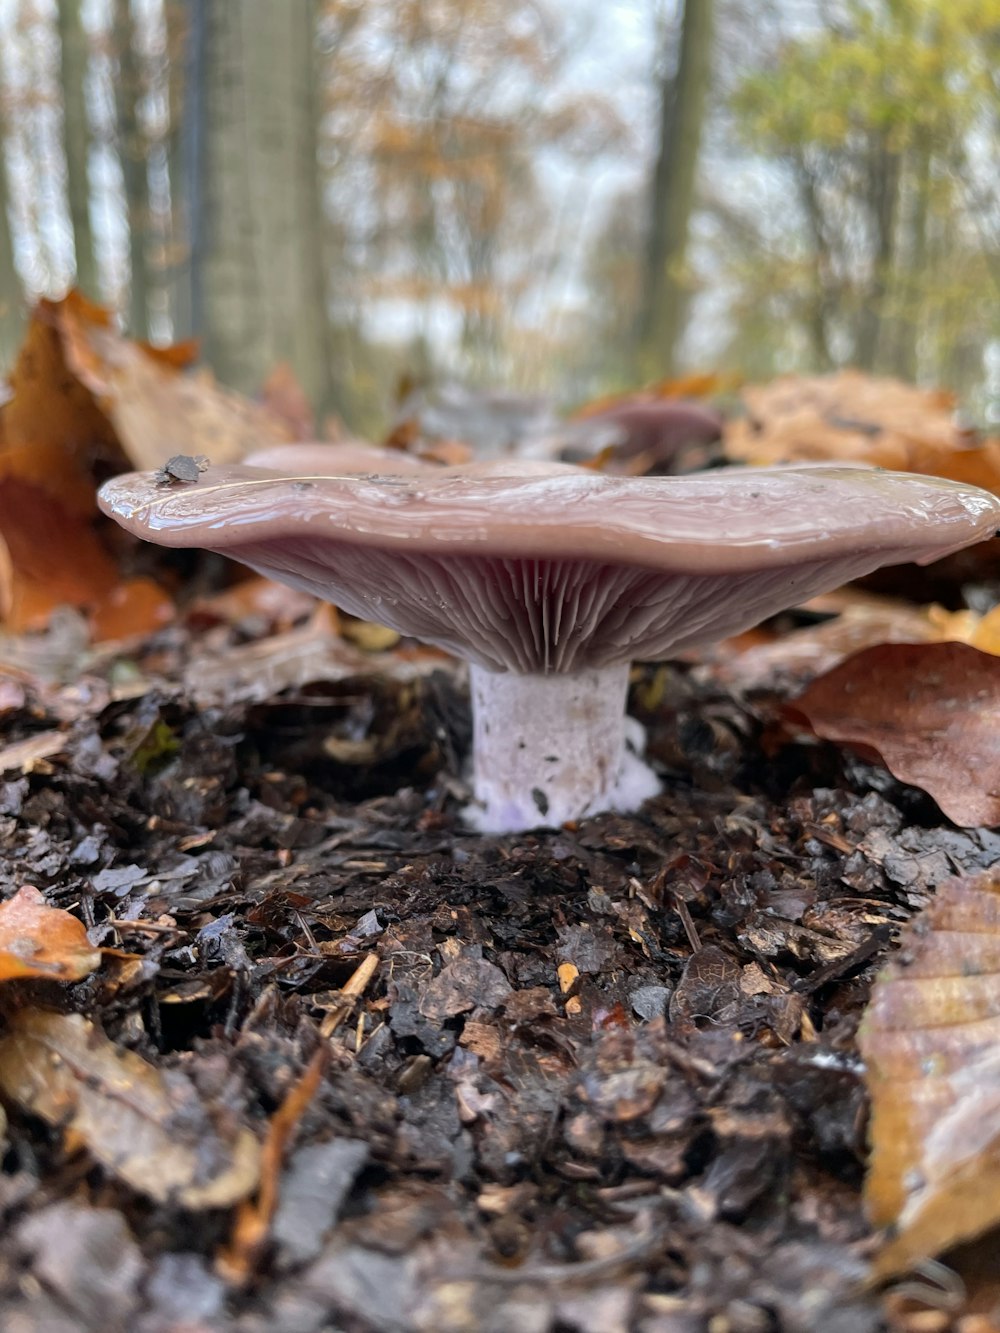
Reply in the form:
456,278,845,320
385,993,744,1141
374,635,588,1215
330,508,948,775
0,594,994,1333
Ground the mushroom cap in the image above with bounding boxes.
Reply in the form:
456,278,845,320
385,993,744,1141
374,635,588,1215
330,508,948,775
580,398,723,461
98,459,1000,673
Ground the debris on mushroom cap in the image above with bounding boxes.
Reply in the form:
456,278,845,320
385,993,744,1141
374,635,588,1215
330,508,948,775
98,459,1000,675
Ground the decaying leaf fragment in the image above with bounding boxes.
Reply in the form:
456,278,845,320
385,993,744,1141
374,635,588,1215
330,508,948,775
0,1008,260,1208
0,886,101,982
861,868,1000,1278
786,641,1000,827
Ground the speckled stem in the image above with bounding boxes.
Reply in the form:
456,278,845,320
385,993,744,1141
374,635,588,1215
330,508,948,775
464,663,662,834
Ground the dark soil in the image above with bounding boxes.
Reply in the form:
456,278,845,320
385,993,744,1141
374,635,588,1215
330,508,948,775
0,611,994,1333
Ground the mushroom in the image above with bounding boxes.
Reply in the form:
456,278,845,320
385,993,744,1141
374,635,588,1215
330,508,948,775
563,397,724,473
98,452,1000,833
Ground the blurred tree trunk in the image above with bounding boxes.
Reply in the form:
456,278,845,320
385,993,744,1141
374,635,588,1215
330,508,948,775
0,110,22,369
113,0,152,338
164,0,191,338
796,158,836,370
635,0,714,381
855,139,901,371
884,140,930,382
57,0,99,299
192,0,334,414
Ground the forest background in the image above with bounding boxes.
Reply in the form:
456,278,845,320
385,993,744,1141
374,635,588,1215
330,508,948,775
0,0,998,436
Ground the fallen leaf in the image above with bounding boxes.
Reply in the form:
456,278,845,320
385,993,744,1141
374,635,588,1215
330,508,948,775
0,1008,260,1208
860,868,1000,1277
260,362,316,440
57,293,294,470
88,576,175,642
725,370,965,469
971,605,1000,656
340,615,401,652
0,293,303,634
0,474,119,631
418,958,512,1021
703,590,944,689
786,641,1000,826
187,576,318,632
0,886,101,981
0,295,120,466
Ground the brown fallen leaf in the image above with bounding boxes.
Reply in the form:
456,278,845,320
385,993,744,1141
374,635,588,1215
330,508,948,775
0,295,120,465
260,361,316,440
0,474,120,632
860,868,1000,1278
724,370,966,470
57,292,293,470
0,293,301,634
0,1008,260,1208
786,641,1000,827
88,576,175,643
703,590,945,690
0,886,101,982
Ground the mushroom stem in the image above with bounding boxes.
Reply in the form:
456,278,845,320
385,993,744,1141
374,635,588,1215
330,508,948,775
464,663,662,834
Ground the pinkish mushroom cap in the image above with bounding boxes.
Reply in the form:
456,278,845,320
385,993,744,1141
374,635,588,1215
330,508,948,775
579,397,723,462
98,454,1000,833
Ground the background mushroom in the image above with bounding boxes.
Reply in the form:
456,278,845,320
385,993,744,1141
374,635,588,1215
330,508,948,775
99,456,1000,833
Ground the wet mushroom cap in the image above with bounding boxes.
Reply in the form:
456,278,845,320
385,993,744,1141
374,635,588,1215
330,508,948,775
98,460,1000,674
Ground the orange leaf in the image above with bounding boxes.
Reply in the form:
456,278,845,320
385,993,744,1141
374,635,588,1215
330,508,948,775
0,886,101,982
724,370,968,470
1,296,121,466
787,641,1000,827
88,576,175,643
260,362,316,440
861,868,1000,1277
0,476,118,631
58,293,294,470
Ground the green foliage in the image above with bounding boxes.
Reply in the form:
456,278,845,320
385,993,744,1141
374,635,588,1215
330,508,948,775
723,0,1000,411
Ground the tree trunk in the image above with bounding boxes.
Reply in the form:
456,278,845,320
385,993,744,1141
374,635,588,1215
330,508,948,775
0,105,23,370
192,0,334,414
635,0,714,381
57,0,100,299
855,139,901,371
884,140,930,382
164,0,192,338
795,157,835,370
113,0,152,338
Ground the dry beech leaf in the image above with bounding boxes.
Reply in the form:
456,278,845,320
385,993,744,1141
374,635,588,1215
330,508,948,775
0,295,120,464
724,370,965,469
57,292,293,470
786,641,1000,827
0,475,119,632
860,868,1000,1277
260,361,316,440
0,886,101,982
0,1008,260,1208
87,576,175,643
